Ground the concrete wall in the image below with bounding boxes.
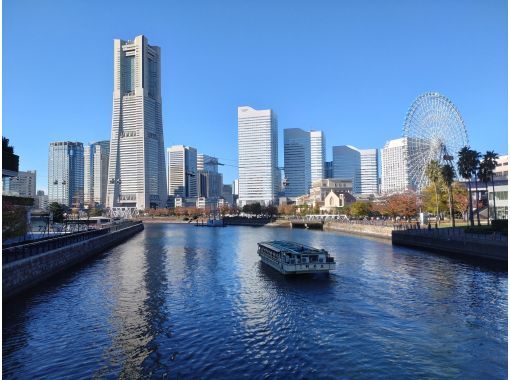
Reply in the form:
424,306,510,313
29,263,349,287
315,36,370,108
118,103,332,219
324,222,392,239
3,222,144,300
392,230,507,262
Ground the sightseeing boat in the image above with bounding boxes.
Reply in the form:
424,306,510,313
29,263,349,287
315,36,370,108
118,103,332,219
257,241,336,275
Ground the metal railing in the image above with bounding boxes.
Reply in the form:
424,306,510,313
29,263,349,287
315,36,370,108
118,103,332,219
2,221,142,264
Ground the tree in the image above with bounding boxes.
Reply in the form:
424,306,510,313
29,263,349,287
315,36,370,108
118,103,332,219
49,202,67,223
457,147,480,227
481,151,499,221
425,160,442,222
350,201,372,218
441,164,456,227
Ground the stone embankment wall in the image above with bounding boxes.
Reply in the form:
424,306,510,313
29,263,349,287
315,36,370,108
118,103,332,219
392,230,507,262
323,222,393,239
3,222,144,300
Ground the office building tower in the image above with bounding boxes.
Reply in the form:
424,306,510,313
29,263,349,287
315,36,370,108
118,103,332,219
35,193,49,210
106,35,167,210
222,184,234,205
197,154,219,173
167,145,197,198
197,171,223,198
381,137,413,194
238,106,279,206
359,149,379,195
332,145,361,194
284,128,311,198
48,142,84,207
310,130,326,183
8,170,36,197
84,141,110,207
325,161,333,179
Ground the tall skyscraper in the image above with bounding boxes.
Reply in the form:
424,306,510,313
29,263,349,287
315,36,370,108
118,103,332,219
197,154,219,173
106,35,167,210
325,161,333,179
238,106,279,206
359,149,379,195
284,128,311,198
310,130,326,183
84,141,110,207
8,170,36,197
167,145,198,198
196,153,222,198
332,145,361,194
48,142,84,207
381,137,412,194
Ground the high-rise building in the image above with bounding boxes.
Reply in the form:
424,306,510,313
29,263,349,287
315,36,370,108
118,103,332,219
35,190,49,210
167,145,197,198
106,35,167,210
284,128,311,198
197,171,223,198
48,142,84,207
197,154,219,173
325,161,333,179
332,145,361,194
237,106,279,206
310,130,325,183
359,148,379,195
8,170,36,197
222,184,234,205
381,137,412,194
84,141,110,207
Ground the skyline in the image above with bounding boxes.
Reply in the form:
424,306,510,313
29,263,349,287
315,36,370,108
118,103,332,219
4,0,508,192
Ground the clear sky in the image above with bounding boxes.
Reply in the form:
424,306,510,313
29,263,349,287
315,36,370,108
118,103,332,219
4,0,508,192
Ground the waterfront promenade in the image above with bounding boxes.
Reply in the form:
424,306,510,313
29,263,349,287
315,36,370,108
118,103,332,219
3,221,144,300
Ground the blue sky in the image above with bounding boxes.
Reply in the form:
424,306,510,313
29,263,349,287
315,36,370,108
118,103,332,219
3,0,507,191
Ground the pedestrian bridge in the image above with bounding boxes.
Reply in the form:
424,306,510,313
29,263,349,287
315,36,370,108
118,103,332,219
289,215,349,229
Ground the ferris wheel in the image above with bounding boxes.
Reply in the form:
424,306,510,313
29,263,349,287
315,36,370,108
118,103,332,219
402,92,469,191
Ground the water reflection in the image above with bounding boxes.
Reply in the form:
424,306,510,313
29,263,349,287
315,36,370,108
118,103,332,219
2,224,507,379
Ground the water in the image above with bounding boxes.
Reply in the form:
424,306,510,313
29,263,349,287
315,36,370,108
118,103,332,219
3,224,507,379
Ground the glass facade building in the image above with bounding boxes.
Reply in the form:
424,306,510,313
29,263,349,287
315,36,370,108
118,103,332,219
310,131,326,184
332,145,361,194
48,142,84,207
167,145,198,198
284,128,311,198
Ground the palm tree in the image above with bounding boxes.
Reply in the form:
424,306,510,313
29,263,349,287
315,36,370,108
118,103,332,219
425,160,442,223
472,150,482,226
483,151,499,221
478,160,491,225
457,147,479,227
441,164,455,227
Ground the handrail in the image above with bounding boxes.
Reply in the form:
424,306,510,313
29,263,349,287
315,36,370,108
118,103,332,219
2,221,142,264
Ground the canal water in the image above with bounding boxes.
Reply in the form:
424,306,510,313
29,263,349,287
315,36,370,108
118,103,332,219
3,224,507,379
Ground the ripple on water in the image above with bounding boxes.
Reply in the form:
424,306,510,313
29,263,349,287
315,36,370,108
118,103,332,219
2,224,507,379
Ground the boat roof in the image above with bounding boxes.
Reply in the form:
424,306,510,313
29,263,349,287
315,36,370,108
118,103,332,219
258,240,327,255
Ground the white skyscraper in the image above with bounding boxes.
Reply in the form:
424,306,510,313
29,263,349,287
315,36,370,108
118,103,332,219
167,145,197,198
359,148,379,195
332,145,361,194
284,128,311,198
84,141,110,207
310,130,326,184
238,106,279,206
106,35,167,210
381,137,413,194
